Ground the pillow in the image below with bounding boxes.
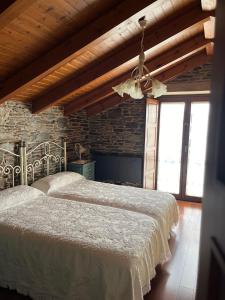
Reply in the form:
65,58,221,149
31,171,84,194
0,185,45,212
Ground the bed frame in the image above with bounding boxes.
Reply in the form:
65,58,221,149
24,140,67,184
0,140,67,188
0,142,24,187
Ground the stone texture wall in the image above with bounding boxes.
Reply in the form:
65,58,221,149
0,101,89,188
0,102,89,146
89,98,146,156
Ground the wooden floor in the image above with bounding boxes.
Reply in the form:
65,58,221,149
0,200,202,300
145,200,202,300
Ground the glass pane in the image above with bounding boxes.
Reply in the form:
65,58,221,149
186,102,209,197
157,102,185,194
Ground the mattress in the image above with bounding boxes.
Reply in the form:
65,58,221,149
0,187,170,300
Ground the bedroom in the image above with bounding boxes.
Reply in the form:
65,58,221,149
0,0,224,299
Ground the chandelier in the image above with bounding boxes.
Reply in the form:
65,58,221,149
113,17,167,99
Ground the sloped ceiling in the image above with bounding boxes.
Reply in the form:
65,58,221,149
0,0,215,116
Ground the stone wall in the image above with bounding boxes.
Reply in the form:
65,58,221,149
0,102,89,146
0,101,89,188
169,63,212,83
89,98,146,156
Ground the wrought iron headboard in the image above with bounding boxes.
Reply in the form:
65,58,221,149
0,142,24,188
24,140,67,184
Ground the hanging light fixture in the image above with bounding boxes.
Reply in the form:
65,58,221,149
113,17,167,99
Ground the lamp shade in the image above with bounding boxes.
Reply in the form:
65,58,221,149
151,79,167,98
113,79,144,99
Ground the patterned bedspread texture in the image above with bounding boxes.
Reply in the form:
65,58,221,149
50,178,179,242
0,194,171,300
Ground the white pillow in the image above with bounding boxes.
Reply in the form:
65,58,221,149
31,171,84,194
0,185,45,212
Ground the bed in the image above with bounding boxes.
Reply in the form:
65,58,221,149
6,140,178,244
0,141,176,299
0,185,171,300
32,172,179,242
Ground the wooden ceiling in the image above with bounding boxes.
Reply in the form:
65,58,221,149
0,0,216,116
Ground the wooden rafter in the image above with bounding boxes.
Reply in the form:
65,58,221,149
0,0,157,105
32,4,214,114
153,50,212,82
86,49,211,117
204,16,215,39
206,42,214,55
201,0,217,11
64,34,210,115
0,0,37,31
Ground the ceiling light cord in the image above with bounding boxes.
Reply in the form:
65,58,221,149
131,26,150,84
140,24,145,54
112,17,167,99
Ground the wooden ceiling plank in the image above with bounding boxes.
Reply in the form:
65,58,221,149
0,1,16,13
32,5,214,113
86,49,211,117
0,0,37,31
64,34,210,115
0,0,157,104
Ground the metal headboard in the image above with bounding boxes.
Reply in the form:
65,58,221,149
0,142,24,188
24,140,67,184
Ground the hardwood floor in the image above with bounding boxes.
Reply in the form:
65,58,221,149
144,200,202,300
0,200,202,300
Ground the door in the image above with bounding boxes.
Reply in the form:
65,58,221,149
156,98,209,201
143,98,159,189
157,101,185,196
196,0,225,299
185,102,209,199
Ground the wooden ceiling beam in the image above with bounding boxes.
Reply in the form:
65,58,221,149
206,42,214,55
32,5,214,114
153,49,212,82
0,0,37,31
0,0,157,105
201,0,217,11
204,16,215,39
86,49,211,117
64,33,210,115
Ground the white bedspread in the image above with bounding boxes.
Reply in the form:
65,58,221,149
0,195,170,300
50,179,179,241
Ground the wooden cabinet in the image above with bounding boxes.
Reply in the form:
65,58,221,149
68,161,95,180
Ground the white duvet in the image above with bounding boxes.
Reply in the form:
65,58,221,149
0,188,170,300
38,174,179,242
